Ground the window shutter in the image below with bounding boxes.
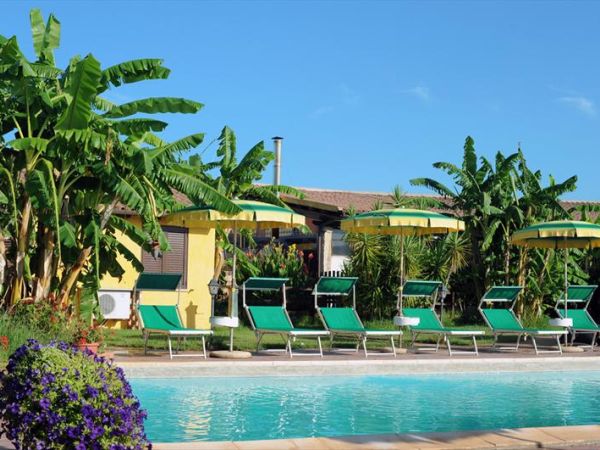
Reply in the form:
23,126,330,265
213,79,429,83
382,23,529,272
141,226,188,289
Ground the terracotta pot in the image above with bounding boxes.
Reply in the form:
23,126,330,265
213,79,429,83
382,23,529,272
0,335,9,351
76,341,100,354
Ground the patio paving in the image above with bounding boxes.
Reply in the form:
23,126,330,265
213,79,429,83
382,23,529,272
149,425,600,449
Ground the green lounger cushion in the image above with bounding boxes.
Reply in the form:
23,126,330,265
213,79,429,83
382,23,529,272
403,281,442,297
320,307,364,332
320,307,398,334
481,309,523,331
138,305,205,332
403,308,482,334
247,306,327,334
247,306,293,331
558,309,600,331
481,309,562,334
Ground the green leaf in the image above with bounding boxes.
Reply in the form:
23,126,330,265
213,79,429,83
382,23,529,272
56,54,102,130
109,215,151,248
162,166,241,214
29,10,60,63
8,137,49,153
132,149,153,174
41,13,60,62
55,129,107,148
29,9,46,58
147,133,204,159
103,97,203,118
59,222,77,248
100,58,170,91
112,118,168,135
115,241,144,273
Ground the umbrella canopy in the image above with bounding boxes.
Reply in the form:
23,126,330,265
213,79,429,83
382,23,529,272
341,208,465,314
341,208,464,236
162,199,306,229
511,220,600,249
511,220,600,324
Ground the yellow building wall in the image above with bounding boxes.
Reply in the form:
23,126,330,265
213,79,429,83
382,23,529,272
100,216,215,330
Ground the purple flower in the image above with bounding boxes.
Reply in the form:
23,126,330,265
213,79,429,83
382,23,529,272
39,398,50,410
85,385,99,399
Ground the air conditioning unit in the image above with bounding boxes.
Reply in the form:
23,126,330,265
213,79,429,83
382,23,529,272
98,290,132,320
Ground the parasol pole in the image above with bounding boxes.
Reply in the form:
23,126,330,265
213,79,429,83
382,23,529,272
229,223,238,352
397,235,405,314
564,237,569,346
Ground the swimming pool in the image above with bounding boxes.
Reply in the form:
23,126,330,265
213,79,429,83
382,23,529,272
131,371,600,442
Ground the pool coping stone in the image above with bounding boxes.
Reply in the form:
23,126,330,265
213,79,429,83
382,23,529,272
152,424,600,449
119,354,600,378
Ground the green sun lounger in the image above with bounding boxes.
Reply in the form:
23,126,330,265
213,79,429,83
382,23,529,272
554,285,599,350
479,286,566,355
135,273,212,359
243,277,329,358
401,280,484,356
313,277,402,358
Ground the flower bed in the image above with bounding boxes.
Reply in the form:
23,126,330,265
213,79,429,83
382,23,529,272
0,340,150,449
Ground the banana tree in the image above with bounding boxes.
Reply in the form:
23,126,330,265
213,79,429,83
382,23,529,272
411,136,578,316
188,126,304,280
0,9,240,314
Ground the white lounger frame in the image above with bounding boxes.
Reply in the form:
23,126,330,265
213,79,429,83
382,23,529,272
243,278,328,358
134,273,212,360
314,277,401,358
554,285,599,351
478,286,565,355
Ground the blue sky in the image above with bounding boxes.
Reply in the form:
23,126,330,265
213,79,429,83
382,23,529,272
3,1,600,199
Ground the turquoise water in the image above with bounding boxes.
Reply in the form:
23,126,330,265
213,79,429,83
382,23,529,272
131,371,600,442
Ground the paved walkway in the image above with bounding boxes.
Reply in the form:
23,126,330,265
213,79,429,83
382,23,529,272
151,425,600,449
1,425,599,450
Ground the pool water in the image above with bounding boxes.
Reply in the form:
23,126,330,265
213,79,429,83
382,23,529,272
131,371,600,442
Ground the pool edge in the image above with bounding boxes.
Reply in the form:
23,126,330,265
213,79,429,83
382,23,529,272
119,355,600,378
152,424,600,449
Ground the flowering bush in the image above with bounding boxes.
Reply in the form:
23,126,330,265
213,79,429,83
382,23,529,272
250,242,309,288
0,340,150,449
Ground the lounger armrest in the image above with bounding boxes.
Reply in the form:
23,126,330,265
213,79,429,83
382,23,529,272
144,328,213,336
527,329,567,335
364,330,403,336
289,330,330,336
442,330,485,336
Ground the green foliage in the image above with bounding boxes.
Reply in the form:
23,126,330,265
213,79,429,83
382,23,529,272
0,302,77,362
242,241,309,288
410,136,579,317
0,8,239,312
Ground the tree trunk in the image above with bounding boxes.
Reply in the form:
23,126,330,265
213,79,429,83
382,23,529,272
504,231,511,285
469,227,485,301
11,197,32,305
515,247,529,317
0,232,6,299
56,198,119,305
34,227,55,301
57,247,92,305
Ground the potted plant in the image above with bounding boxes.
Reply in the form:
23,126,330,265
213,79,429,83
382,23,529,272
73,321,103,354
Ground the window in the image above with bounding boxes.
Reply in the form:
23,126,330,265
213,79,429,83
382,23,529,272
141,226,188,289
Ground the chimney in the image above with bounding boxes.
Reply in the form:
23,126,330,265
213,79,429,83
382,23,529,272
272,136,283,186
